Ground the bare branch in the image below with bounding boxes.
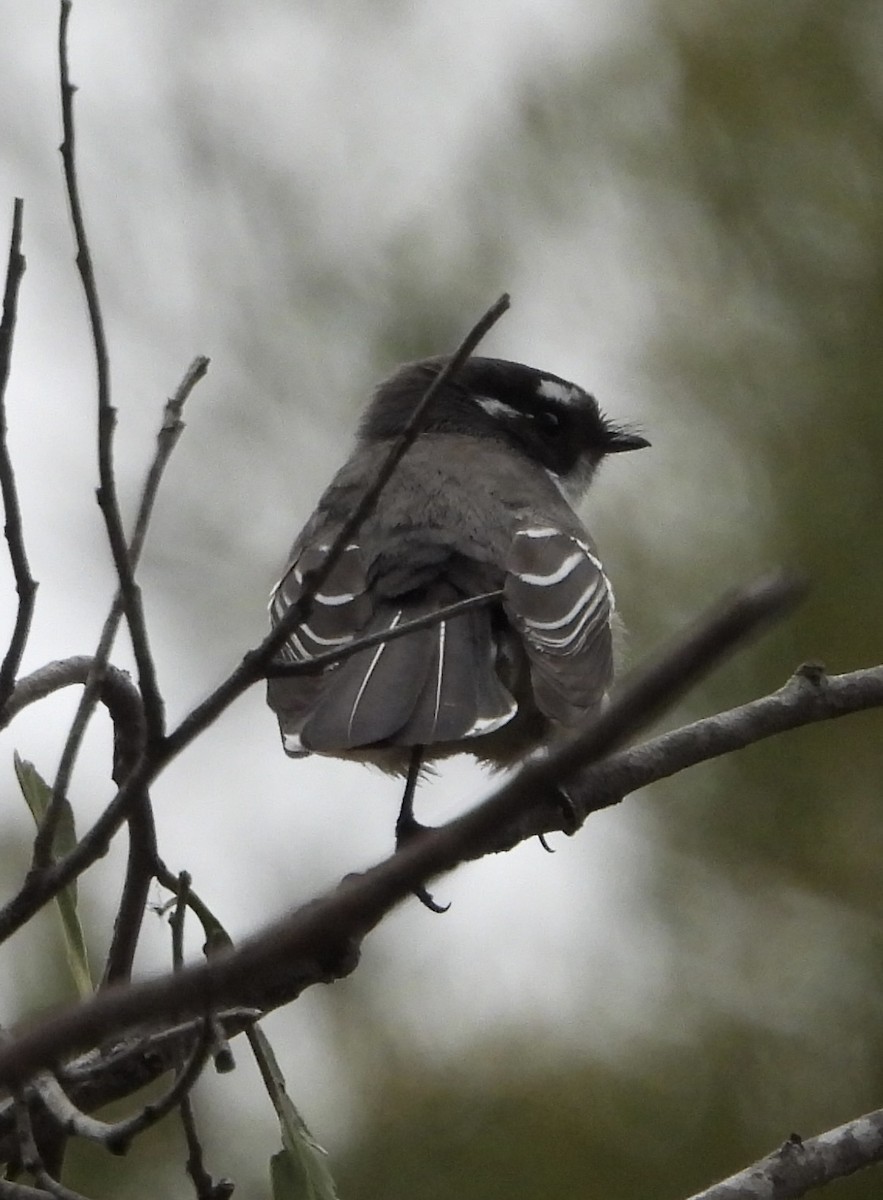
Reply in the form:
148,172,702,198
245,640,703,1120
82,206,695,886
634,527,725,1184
179,1092,234,1200
566,660,883,824
56,0,163,751
1,663,881,1175
685,1113,883,1198
99,794,156,988
0,653,155,984
168,877,236,1198
29,1027,212,1157
128,356,209,568
2,1045,88,1200
0,658,145,784
99,360,208,986
0,658,148,961
24,356,206,967
0,198,37,712
465,661,883,855
0,571,812,1084
170,872,191,972
0,1012,257,1164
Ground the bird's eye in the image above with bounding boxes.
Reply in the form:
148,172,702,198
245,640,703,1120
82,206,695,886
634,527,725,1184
536,410,562,435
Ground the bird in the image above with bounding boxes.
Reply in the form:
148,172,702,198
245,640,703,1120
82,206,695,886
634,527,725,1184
266,355,648,896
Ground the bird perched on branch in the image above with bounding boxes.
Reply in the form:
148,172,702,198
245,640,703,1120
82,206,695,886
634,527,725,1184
267,356,647,895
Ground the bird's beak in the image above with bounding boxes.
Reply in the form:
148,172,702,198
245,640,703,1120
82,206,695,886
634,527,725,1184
607,430,651,453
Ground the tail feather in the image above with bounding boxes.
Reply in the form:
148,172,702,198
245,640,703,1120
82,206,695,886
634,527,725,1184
393,605,516,745
299,608,431,751
298,595,516,753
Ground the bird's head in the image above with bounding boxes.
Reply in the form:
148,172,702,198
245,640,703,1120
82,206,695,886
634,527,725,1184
360,356,649,502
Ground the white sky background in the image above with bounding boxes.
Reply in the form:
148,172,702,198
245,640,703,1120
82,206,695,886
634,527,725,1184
0,0,783,1169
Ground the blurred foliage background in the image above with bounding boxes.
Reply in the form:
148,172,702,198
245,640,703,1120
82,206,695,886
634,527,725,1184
1,0,882,1196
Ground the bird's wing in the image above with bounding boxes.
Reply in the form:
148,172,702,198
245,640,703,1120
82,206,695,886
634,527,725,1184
268,538,516,755
267,538,374,755
503,526,614,726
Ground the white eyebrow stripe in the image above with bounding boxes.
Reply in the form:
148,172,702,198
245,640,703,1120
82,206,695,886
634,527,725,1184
474,395,521,421
347,610,403,738
537,379,581,405
517,550,585,587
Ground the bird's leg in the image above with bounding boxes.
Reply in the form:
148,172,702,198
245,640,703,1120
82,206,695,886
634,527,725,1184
395,746,428,845
395,746,450,914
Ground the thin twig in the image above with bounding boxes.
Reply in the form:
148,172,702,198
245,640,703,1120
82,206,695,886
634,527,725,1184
37,358,206,871
55,0,164,761
31,359,206,972
0,571,812,1082
264,588,504,676
4,1046,87,1200
168,874,235,1198
180,1093,234,1200
128,356,209,567
170,871,192,971
153,860,232,955
28,1028,213,1157
163,867,235,1072
100,792,157,988
0,1012,256,1164
0,658,150,984
0,198,37,712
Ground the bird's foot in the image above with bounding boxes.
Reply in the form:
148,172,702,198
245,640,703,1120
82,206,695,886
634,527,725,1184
394,813,450,914
536,786,580,852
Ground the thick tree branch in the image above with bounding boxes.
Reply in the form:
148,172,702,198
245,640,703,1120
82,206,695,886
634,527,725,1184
0,572,811,1085
0,198,37,714
478,661,883,853
685,1112,883,1198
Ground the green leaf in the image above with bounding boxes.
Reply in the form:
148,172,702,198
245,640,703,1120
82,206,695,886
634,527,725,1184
251,1024,339,1200
14,752,93,998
